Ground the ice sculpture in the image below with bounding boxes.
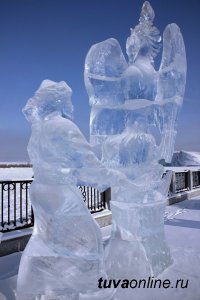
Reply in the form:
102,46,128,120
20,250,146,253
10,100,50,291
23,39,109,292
85,1,186,278
16,80,115,300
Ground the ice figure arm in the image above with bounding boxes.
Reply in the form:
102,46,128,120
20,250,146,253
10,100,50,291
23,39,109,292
156,24,187,162
42,117,117,191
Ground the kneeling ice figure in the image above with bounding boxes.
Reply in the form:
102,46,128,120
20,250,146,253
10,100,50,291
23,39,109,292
16,80,115,300
85,1,186,278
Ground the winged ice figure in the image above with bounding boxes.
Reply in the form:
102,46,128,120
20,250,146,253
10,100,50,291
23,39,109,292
85,1,186,279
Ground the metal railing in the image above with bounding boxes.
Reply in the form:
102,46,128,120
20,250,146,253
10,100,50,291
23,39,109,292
192,171,200,188
175,172,188,192
78,186,105,213
0,179,106,232
0,180,33,232
1,168,200,232
169,170,200,194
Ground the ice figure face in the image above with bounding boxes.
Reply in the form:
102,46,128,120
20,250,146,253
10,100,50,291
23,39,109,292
23,79,73,123
124,1,162,101
126,1,161,65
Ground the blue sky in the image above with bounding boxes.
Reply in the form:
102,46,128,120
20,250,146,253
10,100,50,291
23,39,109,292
0,0,199,161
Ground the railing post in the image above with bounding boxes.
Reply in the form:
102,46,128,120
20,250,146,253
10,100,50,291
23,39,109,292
192,170,200,189
1,183,3,228
187,170,193,190
103,187,111,210
31,206,34,226
171,171,176,194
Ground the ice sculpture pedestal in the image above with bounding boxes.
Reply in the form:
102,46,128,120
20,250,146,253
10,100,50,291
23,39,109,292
105,192,172,278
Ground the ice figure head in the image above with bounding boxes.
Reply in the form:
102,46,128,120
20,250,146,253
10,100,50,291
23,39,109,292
23,79,73,123
126,1,162,65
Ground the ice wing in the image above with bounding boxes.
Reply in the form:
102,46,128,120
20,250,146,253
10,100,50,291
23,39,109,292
156,23,187,101
156,24,187,163
84,38,128,106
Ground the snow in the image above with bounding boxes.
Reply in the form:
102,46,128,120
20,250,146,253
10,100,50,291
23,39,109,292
1,228,32,243
171,151,200,167
0,196,199,299
0,168,33,181
164,166,200,172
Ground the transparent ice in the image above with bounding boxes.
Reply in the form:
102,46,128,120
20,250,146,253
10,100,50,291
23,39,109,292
16,1,186,299
16,80,116,300
85,0,186,280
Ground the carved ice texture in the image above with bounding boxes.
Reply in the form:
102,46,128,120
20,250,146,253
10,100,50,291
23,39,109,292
85,1,186,278
16,80,115,300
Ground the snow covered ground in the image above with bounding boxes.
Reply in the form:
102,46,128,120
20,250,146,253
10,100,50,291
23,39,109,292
171,151,200,167
0,167,33,181
0,196,200,299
